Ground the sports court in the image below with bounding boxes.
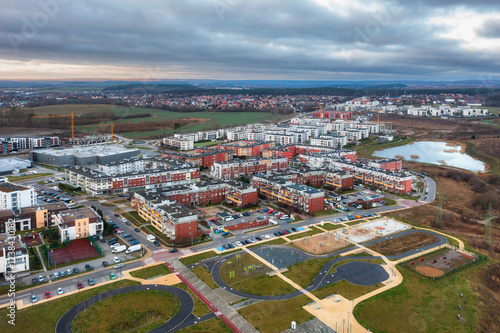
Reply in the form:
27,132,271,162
48,238,100,266
335,218,410,243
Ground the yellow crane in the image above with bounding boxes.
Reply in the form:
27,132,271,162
33,112,80,138
86,123,115,141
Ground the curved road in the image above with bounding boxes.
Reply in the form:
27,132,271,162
205,229,446,300
56,284,195,333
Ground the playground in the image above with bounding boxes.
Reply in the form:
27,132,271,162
292,231,351,255
335,218,410,244
47,238,100,266
219,252,272,285
405,249,478,278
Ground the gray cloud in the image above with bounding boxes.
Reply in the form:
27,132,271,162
0,0,499,79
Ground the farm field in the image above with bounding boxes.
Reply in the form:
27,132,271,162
29,104,289,138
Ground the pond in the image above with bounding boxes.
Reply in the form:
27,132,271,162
373,141,486,172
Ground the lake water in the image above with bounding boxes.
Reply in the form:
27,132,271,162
373,141,486,172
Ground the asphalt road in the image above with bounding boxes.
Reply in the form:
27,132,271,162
55,284,195,333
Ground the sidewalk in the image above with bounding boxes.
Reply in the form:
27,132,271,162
168,259,258,333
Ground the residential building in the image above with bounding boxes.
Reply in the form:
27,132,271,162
0,183,37,211
0,234,29,278
211,157,288,179
215,141,274,157
0,202,69,233
162,137,194,151
55,208,103,242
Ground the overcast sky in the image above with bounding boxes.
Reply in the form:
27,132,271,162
1,0,499,80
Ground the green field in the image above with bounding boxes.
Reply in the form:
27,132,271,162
72,290,180,333
354,263,482,333
177,317,233,333
129,264,171,279
30,104,288,138
0,280,140,333
485,106,500,115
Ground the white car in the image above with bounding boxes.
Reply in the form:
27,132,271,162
31,295,38,303
113,256,121,263
264,234,271,239
38,275,44,282
235,241,243,247
53,272,59,279
57,287,64,295
280,215,289,220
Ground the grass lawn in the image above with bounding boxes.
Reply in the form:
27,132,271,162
177,317,232,333
283,257,338,288
238,295,314,333
230,274,297,296
113,199,129,204
346,221,362,226
312,209,341,217
193,141,220,148
312,280,385,300
320,223,344,231
357,136,416,157
286,226,323,241
129,264,171,279
180,251,220,266
384,198,397,206
175,283,212,317
354,263,483,333
191,265,219,289
247,238,287,249
72,290,180,333
0,280,140,333
101,202,116,207
122,211,148,225
485,106,500,115
8,173,52,182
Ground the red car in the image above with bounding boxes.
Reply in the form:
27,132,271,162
45,291,51,299
77,282,84,289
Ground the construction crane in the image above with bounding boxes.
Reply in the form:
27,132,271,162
87,123,115,141
33,112,80,138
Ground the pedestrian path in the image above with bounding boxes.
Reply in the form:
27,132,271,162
168,259,258,333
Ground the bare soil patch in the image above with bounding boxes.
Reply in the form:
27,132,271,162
292,232,350,255
367,232,440,256
416,265,444,277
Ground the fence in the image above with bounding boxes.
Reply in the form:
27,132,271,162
88,236,102,256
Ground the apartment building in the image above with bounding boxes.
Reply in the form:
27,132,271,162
0,183,37,211
310,135,347,148
0,234,29,278
0,136,60,153
312,111,353,119
161,149,233,168
211,157,288,179
368,159,403,172
215,141,274,157
251,175,325,213
329,159,412,194
0,202,69,233
162,137,194,151
55,207,103,242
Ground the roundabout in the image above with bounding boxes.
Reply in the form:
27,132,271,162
56,284,195,333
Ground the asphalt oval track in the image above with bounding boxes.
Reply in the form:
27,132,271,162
55,284,194,333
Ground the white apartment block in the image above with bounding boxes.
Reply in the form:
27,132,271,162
0,234,29,278
0,183,37,211
310,135,347,148
163,137,194,151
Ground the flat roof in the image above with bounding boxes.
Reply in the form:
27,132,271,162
0,182,30,193
34,145,139,157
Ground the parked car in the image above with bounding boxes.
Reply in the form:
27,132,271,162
242,212,251,216
88,278,96,286
77,282,84,289
228,243,235,248
255,236,262,241
45,291,51,299
113,257,120,263
130,241,140,245
102,261,109,267
114,263,124,269
59,271,65,277
31,295,38,303
53,272,59,279
114,213,119,217
85,264,92,271
124,221,131,226
168,248,178,253
153,240,160,246
110,273,117,280
57,287,64,295
134,228,140,232
122,233,131,238
73,267,79,274
38,275,44,282
235,241,243,246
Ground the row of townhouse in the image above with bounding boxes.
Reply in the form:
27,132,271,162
66,161,200,196
312,111,353,119
265,167,354,191
0,202,68,234
162,137,194,151
402,105,489,117
251,174,325,213
0,136,60,153
210,156,288,179
161,149,233,168
215,141,275,157
173,129,226,142
328,159,412,194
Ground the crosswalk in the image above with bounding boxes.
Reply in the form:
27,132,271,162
153,248,170,254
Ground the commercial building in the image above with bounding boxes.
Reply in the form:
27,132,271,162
0,234,29,278
31,146,140,167
211,157,288,180
55,207,103,242
0,182,37,211
0,157,32,175
252,174,325,213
